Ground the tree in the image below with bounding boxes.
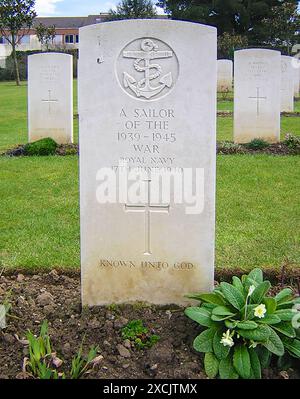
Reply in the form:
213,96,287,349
0,0,36,86
35,23,56,51
156,0,299,46
262,2,300,55
218,32,248,59
108,0,157,20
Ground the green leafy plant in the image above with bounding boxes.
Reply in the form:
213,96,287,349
25,321,100,379
24,138,58,156
283,133,300,153
25,321,64,379
121,319,160,349
185,268,300,379
218,141,244,155
246,139,269,150
70,344,99,379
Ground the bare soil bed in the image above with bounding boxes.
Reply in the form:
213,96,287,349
0,271,299,380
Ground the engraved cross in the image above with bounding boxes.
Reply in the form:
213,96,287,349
42,90,58,113
248,87,267,116
125,179,170,256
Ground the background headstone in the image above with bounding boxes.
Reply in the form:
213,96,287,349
217,59,233,92
234,49,281,144
293,65,300,97
281,56,294,113
79,20,217,306
28,53,73,144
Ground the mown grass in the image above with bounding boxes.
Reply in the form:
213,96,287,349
0,82,299,150
0,81,78,151
0,81,299,271
0,156,79,268
0,155,299,270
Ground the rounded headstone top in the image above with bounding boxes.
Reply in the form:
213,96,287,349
28,52,73,59
79,18,217,35
235,48,281,56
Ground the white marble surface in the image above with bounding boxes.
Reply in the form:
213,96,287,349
79,20,217,305
234,49,281,144
28,53,73,144
281,56,294,112
217,59,233,92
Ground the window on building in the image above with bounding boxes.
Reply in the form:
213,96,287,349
75,35,79,43
0,37,9,44
53,35,63,45
65,34,74,44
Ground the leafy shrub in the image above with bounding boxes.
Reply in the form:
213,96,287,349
283,134,300,153
121,319,160,349
246,139,269,150
24,138,58,156
185,268,300,379
218,141,244,154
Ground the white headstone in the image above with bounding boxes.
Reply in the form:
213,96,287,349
281,56,294,112
79,20,217,306
293,65,300,97
217,59,233,92
28,53,73,144
234,49,281,144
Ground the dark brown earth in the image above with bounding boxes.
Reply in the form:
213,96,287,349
0,271,299,380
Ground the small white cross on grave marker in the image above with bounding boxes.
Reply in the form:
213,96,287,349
42,89,58,113
248,87,267,116
125,179,170,255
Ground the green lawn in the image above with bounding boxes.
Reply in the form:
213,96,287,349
0,155,299,270
0,81,299,271
217,99,300,113
0,82,299,150
0,81,78,151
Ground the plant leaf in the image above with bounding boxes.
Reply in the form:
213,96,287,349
185,307,213,327
275,288,293,303
245,268,263,287
256,346,271,369
272,322,296,338
204,352,219,379
212,306,236,317
220,282,245,310
281,338,300,358
236,321,258,330
257,314,281,325
275,309,296,321
195,293,226,306
262,326,284,357
237,324,270,342
213,330,231,360
232,276,245,296
233,345,251,379
219,355,239,379
251,281,271,304
193,328,216,353
248,348,261,379
264,298,277,314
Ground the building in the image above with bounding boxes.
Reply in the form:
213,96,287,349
0,14,109,67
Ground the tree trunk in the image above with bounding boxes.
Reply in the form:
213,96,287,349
11,35,20,86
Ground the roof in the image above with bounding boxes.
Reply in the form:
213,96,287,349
33,14,109,29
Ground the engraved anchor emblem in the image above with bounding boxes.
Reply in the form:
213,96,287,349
123,39,173,99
